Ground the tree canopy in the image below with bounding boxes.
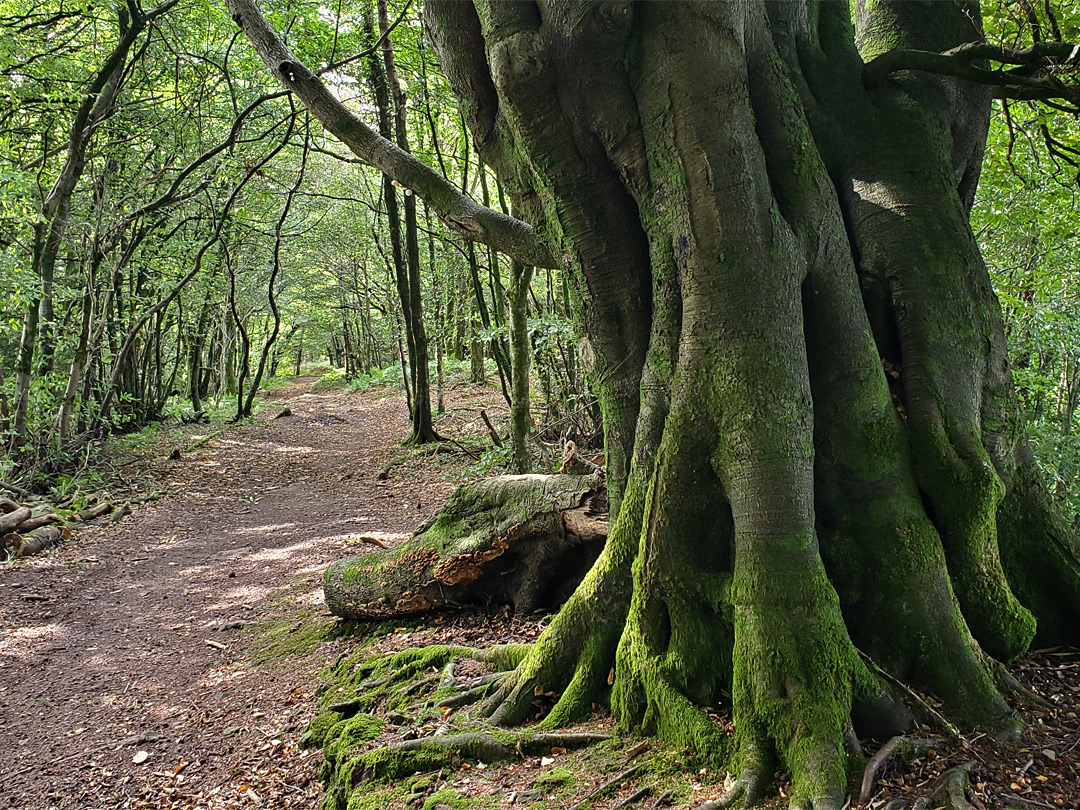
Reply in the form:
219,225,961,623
4,1,1080,808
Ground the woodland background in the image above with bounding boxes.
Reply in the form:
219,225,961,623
0,0,1078,508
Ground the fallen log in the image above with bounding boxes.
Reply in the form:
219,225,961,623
76,502,113,521
14,513,61,534
2,526,72,558
0,497,21,513
0,480,30,499
0,507,32,534
324,473,608,619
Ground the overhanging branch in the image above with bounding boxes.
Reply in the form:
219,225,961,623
865,39,1080,106
224,0,558,269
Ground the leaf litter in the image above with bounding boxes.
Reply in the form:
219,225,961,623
0,377,1076,810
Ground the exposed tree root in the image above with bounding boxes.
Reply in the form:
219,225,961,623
922,762,976,810
352,729,609,782
990,660,1054,711
435,674,508,709
858,735,950,805
474,525,634,727
692,741,772,810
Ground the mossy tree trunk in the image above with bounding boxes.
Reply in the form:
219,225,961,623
419,1,1080,807
231,0,1080,806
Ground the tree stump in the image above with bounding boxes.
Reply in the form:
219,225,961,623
324,473,608,619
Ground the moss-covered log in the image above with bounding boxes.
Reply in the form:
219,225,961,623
324,473,607,619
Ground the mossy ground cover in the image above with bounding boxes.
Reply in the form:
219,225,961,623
244,611,340,665
296,619,1080,810
301,632,748,810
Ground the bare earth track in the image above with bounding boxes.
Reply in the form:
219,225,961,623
0,379,489,810
2,378,1079,810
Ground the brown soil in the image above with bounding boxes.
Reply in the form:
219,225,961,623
1,377,1077,810
0,377,503,810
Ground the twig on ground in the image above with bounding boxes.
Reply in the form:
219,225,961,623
6,751,82,781
858,649,964,741
0,480,31,498
567,763,644,810
174,425,233,458
613,785,653,809
991,792,1057,809
650,788,675,809
480,409,503,447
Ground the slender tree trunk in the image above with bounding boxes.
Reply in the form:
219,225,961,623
397,336,413,417
12,4,158,450
378,0,437,443
11,290,40,453
56,286,93,443
228,244,251,418
244,127,307,416
507,259,533,473
190,285,214,416
425,203,446,414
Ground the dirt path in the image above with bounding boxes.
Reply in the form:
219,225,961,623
0,379,475,810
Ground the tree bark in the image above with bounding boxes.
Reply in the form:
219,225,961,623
236,1,1080,806
507,259,533,473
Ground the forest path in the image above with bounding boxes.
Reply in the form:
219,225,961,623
0,379,474,810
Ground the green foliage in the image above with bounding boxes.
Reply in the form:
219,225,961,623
975,97,1080,518
311,368,349,392
0,0,595,487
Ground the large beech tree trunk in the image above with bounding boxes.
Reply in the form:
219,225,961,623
230,0,1080,807
419,2,1080,807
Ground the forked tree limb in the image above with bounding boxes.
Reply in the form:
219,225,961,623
865,40,1080,105
225,0,557,269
